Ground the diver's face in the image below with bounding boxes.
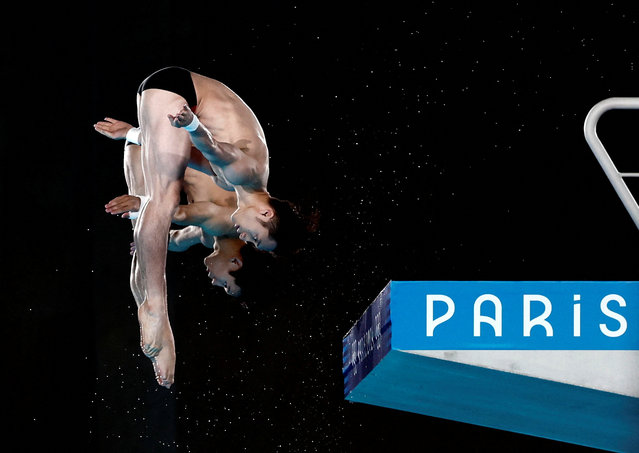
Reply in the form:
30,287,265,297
203,252,242,297
232,207,277,252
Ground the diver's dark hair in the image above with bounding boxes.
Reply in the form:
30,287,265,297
259,197,319,257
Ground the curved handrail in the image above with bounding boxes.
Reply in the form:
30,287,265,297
584,97,639,230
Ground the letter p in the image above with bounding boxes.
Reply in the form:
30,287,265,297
426,294,455,336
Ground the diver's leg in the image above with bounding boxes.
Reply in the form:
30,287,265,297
123,142,146,307
134,88,191,388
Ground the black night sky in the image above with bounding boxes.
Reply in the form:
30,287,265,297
3,2,639,452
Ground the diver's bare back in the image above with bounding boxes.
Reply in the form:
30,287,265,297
191,73,269,165
183,167,237,207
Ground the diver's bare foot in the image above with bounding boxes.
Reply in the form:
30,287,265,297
138,302,176,388
151,341,176,388
138,301,164,357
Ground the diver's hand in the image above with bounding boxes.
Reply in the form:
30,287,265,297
94,117,135,140
167,104,196,129
105,194,141,218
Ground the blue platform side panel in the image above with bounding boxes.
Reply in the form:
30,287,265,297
342,282,393,397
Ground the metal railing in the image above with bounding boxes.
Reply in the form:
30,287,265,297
584,97,639,230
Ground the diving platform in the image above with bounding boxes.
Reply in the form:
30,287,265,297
342,281,639,451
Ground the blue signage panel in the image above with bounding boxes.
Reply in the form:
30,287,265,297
390,281,639,350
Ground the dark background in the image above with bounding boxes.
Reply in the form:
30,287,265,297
3,2,639,451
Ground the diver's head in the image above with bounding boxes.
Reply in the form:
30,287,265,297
232,196,315,257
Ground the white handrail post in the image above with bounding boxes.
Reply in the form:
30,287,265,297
584,97,639,230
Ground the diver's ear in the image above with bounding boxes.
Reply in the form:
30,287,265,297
259,207,274,219
230,257,243,270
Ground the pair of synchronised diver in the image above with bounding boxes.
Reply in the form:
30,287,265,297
94,67,313,388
